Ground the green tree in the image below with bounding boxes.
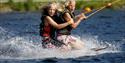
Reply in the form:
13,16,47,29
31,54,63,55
24,0,36,11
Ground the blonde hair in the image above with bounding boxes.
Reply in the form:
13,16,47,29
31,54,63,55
41,2,58,15
48,2,57,9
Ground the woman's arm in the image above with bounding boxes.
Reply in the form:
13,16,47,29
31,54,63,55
45,16,73,29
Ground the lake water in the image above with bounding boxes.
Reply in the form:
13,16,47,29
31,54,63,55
0,9,125,63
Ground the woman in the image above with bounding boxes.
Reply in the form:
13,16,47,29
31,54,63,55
39,2,73,49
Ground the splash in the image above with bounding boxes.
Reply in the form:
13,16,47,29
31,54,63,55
0,28,120,59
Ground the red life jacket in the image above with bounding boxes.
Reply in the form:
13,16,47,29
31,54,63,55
42,23,52,37
39,15,57,39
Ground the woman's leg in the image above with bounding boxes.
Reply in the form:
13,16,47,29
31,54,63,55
42,37,56,48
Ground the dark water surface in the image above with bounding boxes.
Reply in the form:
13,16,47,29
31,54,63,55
0,9,125,63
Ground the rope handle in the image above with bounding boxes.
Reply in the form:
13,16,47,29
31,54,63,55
86,0,121,19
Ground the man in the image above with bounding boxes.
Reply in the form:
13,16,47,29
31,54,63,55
56,0,87,50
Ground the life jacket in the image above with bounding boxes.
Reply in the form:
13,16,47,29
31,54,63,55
57,9,75,35
40,15,66,48
39,15,59,39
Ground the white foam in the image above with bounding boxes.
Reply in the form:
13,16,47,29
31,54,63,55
0,32,120,59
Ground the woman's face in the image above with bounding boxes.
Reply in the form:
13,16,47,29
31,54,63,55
48,5,56,16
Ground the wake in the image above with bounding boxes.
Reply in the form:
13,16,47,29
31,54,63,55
0,27,120,59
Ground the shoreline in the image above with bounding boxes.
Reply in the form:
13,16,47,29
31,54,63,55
0,7,125,14
0,0,125,13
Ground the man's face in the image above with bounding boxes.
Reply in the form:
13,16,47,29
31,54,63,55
67,1,76,12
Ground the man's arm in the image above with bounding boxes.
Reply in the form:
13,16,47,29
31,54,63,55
63,13,86,28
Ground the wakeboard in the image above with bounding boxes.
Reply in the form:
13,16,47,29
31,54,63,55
91,45,109,51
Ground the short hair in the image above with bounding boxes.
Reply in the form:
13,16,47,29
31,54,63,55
65,0,75,7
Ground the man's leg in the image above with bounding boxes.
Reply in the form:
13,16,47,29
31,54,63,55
57,35,72,50
67,35,84,50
